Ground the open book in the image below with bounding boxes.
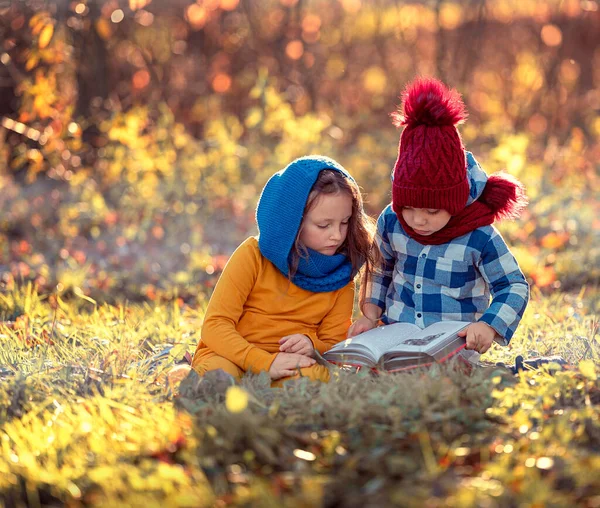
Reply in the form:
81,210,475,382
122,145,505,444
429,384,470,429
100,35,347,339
323,321,473,372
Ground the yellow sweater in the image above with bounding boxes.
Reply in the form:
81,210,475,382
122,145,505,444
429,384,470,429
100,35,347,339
194,237,355,373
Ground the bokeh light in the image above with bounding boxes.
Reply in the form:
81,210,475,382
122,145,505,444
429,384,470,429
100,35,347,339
111,9,125,23
285,40,304,60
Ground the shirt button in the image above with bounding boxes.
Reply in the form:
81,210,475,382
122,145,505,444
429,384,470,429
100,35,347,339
416,284,421,289
417,313,422,318
421,253,426,258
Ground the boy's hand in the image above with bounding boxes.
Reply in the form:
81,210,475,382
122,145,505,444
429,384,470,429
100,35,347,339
459,322,497,354
269,352,316,380
278,334,314,357
348,316,378,338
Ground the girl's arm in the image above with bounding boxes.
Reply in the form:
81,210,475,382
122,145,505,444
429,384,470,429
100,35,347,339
477,230,529,344
304,282,355,354
200,239,275,373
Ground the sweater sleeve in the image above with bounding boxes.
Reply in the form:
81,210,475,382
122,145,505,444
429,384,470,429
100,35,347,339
200,238,276,373
306,282,355,354
477,230,529,344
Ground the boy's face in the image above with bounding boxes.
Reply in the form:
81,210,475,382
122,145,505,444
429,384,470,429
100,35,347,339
299,192,353,255
401,207,451,235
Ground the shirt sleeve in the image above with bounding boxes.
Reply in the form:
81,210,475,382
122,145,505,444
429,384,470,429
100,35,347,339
477,230,529,344
200,238,276,373
365,209,396,311
305,282,355,354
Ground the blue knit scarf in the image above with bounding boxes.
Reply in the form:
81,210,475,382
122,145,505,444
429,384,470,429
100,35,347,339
292,248,353,293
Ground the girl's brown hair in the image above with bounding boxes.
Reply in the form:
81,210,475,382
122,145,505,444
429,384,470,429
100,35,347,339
289,169,379,309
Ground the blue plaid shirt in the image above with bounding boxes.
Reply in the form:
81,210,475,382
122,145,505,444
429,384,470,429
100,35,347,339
366,205,529,344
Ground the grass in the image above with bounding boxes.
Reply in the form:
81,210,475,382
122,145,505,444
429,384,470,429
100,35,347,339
0,284,599,507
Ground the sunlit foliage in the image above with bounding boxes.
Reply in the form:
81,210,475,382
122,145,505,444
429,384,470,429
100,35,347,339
1,0,599,300
0,286,598,505
1,2,599,505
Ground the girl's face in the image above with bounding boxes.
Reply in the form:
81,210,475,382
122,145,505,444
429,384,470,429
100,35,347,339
401,207,451,235
299,192,353,255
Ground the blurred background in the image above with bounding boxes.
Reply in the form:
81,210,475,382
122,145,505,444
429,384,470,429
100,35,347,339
0,0,598,304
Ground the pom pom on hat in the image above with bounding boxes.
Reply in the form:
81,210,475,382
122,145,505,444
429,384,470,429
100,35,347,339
392,77,468,128
482,172,529,221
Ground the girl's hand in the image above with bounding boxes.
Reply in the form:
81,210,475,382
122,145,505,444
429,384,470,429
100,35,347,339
458,322,497,354
278,334,314,356
348,316,378,338
269,352,316,380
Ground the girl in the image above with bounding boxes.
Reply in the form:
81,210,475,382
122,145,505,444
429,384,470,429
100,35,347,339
192,155,377,385
349,77,529,357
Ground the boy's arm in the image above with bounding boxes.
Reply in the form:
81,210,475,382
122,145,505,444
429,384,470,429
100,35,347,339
362,303,383,321
199,239,276,373
477,231,529,344
364,210,396,313
304,282,355,354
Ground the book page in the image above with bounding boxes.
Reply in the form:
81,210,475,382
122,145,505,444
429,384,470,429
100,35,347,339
413,320,469,339
385,321,469,355
327,322,421,362
413,321,468,351
325,344,379,365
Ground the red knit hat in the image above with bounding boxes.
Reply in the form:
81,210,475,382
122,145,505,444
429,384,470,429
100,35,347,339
392,77,469,216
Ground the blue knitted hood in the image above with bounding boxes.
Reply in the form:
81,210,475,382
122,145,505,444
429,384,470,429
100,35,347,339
256,155,355,277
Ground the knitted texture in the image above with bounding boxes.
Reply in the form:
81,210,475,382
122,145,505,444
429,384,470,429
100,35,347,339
392,77,469,215
293,249,353,293
392,151,528,245
255,155,355,292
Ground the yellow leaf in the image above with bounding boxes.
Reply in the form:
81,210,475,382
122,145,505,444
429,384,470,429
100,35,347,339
593,117,600,137
531,265,556,288
73,287,97,305
245,108,262,129
439,3,463,30
38,24,54,49
225,386,248,413
169,343,189,361
129,0,152,10
326,56,345,80
30,13,46,35
579,359,596,380
25,55,39,71
95,19,112,40
541,231,569,250
362,66,387,94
